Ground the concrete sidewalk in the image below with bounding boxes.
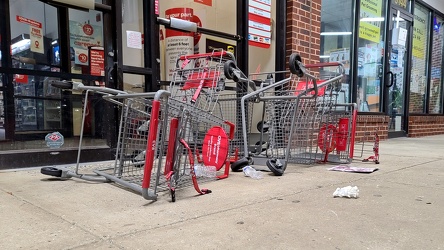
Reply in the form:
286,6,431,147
1,135,444,249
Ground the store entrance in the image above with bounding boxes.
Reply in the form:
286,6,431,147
386,9,413,137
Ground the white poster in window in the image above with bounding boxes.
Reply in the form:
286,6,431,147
69,20,103,65
126,31,142,49
165,8,194,81
30,26,44,54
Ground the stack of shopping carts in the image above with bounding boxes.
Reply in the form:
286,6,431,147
40,51,238,202
40,51,361,202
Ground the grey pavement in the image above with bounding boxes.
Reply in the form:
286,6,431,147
1,135,444,250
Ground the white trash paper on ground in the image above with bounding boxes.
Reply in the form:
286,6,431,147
333,186,359,198
328,165,378,173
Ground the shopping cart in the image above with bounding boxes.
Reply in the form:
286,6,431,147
225,53,358,175
145,95,235,202
169,50,236,113
40,81,168,201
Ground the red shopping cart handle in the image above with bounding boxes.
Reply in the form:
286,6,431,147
179,51,231,60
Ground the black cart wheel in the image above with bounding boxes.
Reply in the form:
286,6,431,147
171,189,176,202
256,121,269,133
231,157,250,172
266,159,284,176
254,140,268,153
224,60,237,80
289,53,304,77
40,167,63,177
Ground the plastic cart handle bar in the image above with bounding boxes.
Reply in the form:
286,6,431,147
303,62,345,75
50,80,127,95
178,51,236,61
157,17,242,41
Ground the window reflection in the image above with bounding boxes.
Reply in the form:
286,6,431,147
356,0,385,112
429,15,444,114
320,0,353,104
68,9,104,75
10,0,59,69
410,4,430,113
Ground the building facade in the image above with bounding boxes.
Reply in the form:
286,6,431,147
0,0,443,167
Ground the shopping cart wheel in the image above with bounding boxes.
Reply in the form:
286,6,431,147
256,121,269,133
171,189,176,202
254,141,268,153
289,53,304,77
223,60,237,80
266,159,284,176
40,167,63,177
231,157,250,172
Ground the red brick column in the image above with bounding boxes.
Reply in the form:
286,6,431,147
286,0,321,66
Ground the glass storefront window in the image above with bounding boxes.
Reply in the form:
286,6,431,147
122,0,144,68
393,0,412,13
356,0,385,112
158,1,237,81
13,75,62,131
10,0,59,69
429,15,443,114
410,4,430,114
68,9,104,75
320,0,354,103
123,73,144,92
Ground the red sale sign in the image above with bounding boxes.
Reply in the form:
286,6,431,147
194,0,212,6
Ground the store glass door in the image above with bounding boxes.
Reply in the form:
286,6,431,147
386,10,412,136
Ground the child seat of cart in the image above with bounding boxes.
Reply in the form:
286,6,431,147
181,70,221,90
295,79,327,96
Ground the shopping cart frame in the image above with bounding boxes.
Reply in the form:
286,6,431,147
225,53,349,175
40,81,166,200
40,80,126,181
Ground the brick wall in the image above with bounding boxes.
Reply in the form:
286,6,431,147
355,115,389,142
286,0,321,66
354,115,444,138
408,116,444,137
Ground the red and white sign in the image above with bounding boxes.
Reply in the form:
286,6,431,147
16,15,42,28
89,47,105,77
155,0,159,15
194,0,212,6
248,0,272,48
78,53,88,64
14,74,28,84
202,126,229,170
30,26,44,54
